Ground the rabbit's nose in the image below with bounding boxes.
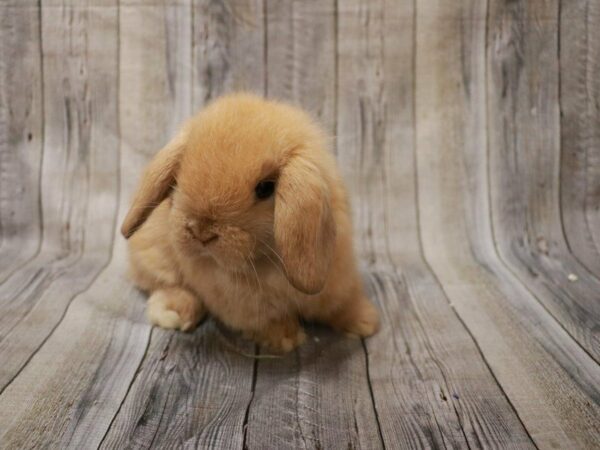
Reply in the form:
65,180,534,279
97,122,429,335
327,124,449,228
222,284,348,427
186,219,218,245
199,232,218,246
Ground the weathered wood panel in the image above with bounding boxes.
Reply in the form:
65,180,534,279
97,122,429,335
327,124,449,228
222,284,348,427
560,0,600,278
0,1,43,282
265,0,336,130
193,0,266,104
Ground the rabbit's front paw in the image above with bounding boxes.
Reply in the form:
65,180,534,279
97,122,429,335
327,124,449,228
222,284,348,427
250,322,307,353
147,288,206,332
332,296,380,338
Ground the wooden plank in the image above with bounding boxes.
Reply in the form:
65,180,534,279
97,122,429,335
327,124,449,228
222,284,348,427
337,0,535,448
193,0,266,104
102,1,266,447
0,2,43,282
0,0,119,393
244,2,382,449
559,0,600,278
416,0,600,448
264,0,336,130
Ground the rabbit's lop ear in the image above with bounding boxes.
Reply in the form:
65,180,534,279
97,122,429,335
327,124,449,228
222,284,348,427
121,130,188,238
274,156,336,295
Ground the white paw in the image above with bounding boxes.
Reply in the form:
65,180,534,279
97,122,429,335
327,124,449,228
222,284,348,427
146,291,197,331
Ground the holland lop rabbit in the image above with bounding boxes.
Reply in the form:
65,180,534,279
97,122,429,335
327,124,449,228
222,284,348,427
122,93,379,353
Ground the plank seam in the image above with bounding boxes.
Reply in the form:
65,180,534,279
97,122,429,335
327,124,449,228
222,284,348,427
242,5,266,446
361,337,386,450
333,0,338,156
263,0,268,96
241,344,258,450
189,0,194,113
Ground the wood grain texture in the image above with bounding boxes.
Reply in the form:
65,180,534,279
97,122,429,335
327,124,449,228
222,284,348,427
0,2,43,282
246,327,381,450
265,0,336,129
560,0,600,277
0,0,599,448
101,323,256,449
193,0,266,105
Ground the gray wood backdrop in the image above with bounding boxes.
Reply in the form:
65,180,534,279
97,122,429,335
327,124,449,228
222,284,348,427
1,0,599,448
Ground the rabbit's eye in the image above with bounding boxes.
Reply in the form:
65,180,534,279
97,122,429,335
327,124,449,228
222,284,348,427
255,180,275,200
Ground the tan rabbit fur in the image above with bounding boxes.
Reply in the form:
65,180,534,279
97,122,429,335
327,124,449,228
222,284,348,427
122,93,379,353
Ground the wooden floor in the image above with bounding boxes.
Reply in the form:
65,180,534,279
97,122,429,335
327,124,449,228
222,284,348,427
1,1,600,448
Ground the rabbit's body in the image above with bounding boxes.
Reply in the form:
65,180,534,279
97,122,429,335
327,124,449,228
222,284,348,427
123,93,379,352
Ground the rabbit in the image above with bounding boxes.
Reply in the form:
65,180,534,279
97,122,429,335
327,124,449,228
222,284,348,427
121,93,379,353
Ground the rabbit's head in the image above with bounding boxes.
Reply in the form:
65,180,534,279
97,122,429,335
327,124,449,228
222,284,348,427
121,93,338,295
